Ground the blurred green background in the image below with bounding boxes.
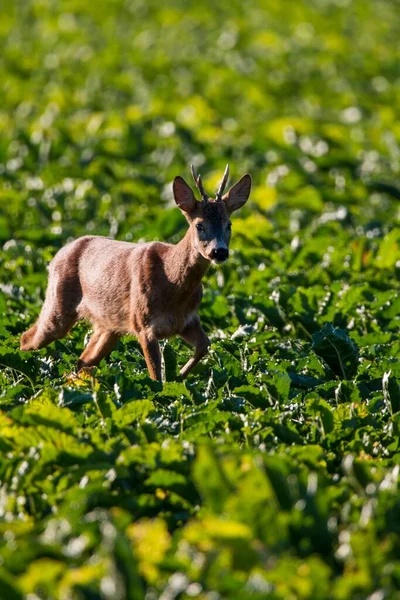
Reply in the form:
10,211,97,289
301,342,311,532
1,0,400,246
1,1,400,599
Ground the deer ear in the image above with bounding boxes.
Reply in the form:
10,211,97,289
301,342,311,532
173,176,197,214
223,174,252,214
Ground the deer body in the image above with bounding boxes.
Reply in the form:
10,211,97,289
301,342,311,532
20,166,251,380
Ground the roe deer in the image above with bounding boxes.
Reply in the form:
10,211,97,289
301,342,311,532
20,165,252,380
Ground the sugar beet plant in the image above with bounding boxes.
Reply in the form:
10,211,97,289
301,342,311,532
1,0,400,599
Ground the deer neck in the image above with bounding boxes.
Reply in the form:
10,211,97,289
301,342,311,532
165,229,209,290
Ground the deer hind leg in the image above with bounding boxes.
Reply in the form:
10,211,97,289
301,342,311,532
20,299,78,352
138,333,162,381
77,328,120,370
179,317,210,379
20,257,83,352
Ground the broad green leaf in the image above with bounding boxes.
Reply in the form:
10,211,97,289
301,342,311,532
305,396,334,435
193,445,232,513
114,400,154,427
312,323,359,379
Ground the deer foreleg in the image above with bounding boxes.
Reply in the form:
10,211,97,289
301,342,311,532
139,334,162,381
179,317,210,378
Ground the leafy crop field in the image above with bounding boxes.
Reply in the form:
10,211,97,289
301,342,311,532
1,0,400,598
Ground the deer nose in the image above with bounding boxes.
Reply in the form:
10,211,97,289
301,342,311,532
210,247,229,262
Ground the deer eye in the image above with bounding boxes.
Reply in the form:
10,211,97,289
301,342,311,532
196,223,205,232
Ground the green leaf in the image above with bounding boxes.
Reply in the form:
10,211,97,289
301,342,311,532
233,384,269,408
305,395,334,435
113,399,154,427
162,342,177,382
375,228,400,268
145,469,187,488
193,445,232,513
265,371,291,404
11,399,78,434
382,371,400,415
312,323,359,379
93,391,115,419
0,570,23,600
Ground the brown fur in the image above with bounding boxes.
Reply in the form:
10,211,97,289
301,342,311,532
20,170,251,380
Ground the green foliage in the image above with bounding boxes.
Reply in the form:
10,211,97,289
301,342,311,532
1,0,400,598
312,323,360,379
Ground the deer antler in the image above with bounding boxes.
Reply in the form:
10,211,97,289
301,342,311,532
216,164,229,201
190,164,208,202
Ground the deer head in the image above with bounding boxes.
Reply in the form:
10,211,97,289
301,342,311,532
173,165,252,264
